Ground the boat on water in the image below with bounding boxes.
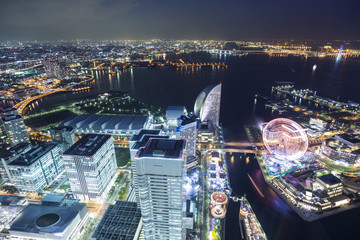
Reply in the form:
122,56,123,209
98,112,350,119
238,196,267,240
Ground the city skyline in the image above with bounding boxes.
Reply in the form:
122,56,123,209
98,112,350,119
1,0,360,41
0,1,360,238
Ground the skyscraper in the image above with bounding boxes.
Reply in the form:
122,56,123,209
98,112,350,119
0,108,29,147
194,84,223,146
62,134,117,202
194,83,222,127
129,129,169,206
135,138,186,240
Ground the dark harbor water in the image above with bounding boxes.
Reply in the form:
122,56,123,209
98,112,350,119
19,53,360,239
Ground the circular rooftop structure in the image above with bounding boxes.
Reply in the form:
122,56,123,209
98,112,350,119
211,192,228,205
211,205,226,219
35,213,60,228
263,118,308,161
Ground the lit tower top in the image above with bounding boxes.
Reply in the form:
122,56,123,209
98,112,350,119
194,83,222,126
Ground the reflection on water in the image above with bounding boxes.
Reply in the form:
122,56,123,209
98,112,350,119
226,137,360,239
9,54,360,239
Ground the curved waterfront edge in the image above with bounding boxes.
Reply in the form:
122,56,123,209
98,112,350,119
254,154,360,222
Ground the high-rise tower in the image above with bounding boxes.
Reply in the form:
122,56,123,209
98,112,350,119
135,138,186,240
194,83,222,127
129,129,168,206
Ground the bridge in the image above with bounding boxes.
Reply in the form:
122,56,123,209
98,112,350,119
265,48,360,58
91,59,228,71
224,142,264,147
14,75,94,116
196,141,265,154
223,149,261,154
14,89,67,116
204,148,264,154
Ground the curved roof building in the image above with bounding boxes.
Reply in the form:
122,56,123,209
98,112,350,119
59,114,149,135
194,83,222,126
9,197,88,240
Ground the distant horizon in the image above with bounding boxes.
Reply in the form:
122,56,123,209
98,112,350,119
1,38,359,42
1,0,359,41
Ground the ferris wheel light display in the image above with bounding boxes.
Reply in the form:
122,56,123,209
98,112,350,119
262,118,308,161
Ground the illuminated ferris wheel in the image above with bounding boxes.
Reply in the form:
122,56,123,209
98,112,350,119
262,118,308,161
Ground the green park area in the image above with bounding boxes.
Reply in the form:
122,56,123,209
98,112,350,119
115,148,131,167
117,187,128,200
24,109,77,129
59,184,70,191
76,91,164,116
321,158,360,175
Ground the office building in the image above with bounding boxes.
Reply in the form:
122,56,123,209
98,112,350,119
129,129,168,206
309,118,328,129
135,138,186,240
315,174,343,198
7,143,64,192
166,106,187,128
197,121,218,144
334,134,360,148
9,194,88,240
177,118,198,171
0,108,18,116
91,201,142,240
0,195,28,206
129,129,161,149
62,134,117,202
321,135,360,167
50,126,76,151
0,109,29,147
0,143,31,182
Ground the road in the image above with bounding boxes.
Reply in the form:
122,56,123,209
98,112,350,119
81,171,130,240
14,75,94,116
200,152,208,240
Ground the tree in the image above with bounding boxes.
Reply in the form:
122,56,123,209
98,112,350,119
223,42,239,50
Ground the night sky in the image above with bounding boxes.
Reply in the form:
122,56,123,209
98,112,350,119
0,0,359,40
